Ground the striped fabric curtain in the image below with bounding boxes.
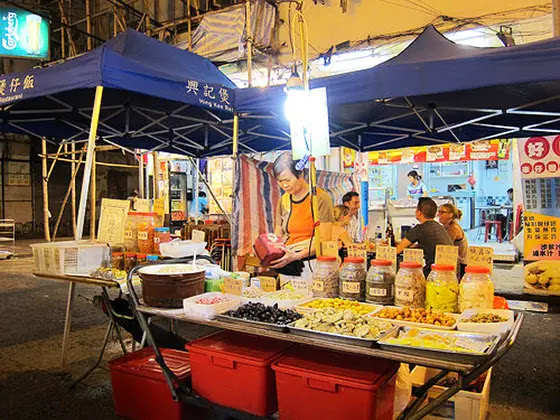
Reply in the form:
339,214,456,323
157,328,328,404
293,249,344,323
233,155,356,256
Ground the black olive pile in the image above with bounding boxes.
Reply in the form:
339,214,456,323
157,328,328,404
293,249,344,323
224,302,302,325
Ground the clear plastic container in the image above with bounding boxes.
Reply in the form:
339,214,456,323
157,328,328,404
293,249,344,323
124,212,160,252
395,261,426,308
365,260,395,305
425,264,459,313
339,257,366,301
154,227,171,254
312,256,339,298
459,266,494,312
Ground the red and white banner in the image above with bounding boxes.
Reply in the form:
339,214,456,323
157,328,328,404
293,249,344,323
518,136,560,179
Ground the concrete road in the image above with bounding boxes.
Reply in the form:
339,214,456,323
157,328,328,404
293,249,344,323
0,256,559,420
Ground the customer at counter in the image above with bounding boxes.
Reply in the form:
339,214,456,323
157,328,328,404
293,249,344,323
407,170,428,198
396,198,454,276
438,203,468,277
342,191,362,242
332,205,353,248
271,152,334,279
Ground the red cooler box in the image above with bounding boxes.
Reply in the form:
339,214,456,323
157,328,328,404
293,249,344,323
272,346,399,420
108,347,194,420
186,331,292,416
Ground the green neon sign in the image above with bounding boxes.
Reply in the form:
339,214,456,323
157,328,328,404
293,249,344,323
0,6,49,59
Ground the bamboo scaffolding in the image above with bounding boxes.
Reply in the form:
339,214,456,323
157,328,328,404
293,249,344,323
53,150,84,240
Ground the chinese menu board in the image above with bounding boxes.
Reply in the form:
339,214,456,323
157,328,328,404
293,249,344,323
367,139,510,165
97,199,130,246
518,136,560,295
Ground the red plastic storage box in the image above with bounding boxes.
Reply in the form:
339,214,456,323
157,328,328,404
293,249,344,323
186,331,292,416
108,347,194,420
272,345,400,420
254,233,285,267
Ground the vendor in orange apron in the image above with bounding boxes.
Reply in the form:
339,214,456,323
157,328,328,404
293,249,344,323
270,152,334,282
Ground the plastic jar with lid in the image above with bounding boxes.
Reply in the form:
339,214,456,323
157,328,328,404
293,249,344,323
136,253,147,265
395,261,426,308
312,256,339,298
339,257,366,301
124,252,137,273
137,221,154,254
112,252,124,271
425,264,459,313
147,254,159,263
154,227,171,254
365,260,395,305
459,266,494,312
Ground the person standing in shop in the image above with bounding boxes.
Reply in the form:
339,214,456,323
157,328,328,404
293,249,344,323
342,191,362,242
438,203,468,277
396,198,454,277
332,205,353,248
271,152,334,281
407,170,428,198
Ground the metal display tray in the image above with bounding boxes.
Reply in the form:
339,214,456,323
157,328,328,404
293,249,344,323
287,321,398,348
216,314,291,332
295,298,383,316
370,306,459,330
378,326,500,364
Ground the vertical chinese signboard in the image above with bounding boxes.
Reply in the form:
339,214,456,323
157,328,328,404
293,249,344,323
0,6,49,59
518,136,560,296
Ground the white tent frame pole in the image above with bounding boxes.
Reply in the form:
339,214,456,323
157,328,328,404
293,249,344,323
76,86,104,241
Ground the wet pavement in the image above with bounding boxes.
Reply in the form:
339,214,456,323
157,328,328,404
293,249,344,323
0,252,559,420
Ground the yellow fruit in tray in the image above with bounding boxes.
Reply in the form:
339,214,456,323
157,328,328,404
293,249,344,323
548,284,560,292
526,274,538,285
538,275,551,286
550,278,560,286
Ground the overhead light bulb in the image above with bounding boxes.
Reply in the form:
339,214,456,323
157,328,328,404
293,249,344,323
286,64,304,90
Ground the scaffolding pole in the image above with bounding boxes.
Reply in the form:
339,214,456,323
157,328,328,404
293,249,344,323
41,138,51,242
246,0,253,87
71,141,77,237
90,149,97,239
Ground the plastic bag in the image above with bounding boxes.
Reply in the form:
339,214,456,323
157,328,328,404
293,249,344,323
393,363,412,419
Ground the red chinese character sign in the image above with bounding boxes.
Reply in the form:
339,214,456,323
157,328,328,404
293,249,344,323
518,136,560,179
518,136,560,296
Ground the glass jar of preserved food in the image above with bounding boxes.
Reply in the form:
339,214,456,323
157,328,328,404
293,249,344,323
147,254,159,263
459,266,494,312
154,227,171,254
426,264,459,313
124,252,137,273
365,260,395,305
312,256,339,298
395,261,426,308
112,252,124,271
339,257,366,301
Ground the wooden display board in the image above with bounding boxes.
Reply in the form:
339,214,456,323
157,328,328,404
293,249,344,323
97,199,130,246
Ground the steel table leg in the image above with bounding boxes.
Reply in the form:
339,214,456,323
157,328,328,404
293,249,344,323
70,320,113,389
61,282,76,367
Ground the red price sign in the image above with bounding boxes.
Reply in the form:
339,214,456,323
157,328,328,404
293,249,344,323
524,137,550,160
553,136,560,157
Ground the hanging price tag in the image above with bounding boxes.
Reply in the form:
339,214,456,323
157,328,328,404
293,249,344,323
192,230,205,243
259,276,278,292
467,246,494,275
223,277,243,295
376,246,397,271
322,241,339,258
348,243,368,269
403,248,424,265
435,245,459,270
291,279,311,296
153,197,165,217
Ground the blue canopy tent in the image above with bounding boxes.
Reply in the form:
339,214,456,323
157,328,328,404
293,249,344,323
234,26,560,152
0,29,240,239
0,29,237,156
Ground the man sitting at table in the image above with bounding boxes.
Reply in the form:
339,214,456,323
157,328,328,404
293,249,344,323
396,198,454,277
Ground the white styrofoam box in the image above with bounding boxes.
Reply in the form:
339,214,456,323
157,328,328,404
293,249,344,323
159,240,207,258
183,292,241,320
410,366,491,420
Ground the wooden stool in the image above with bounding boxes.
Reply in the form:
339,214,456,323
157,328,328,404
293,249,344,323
484,220,502,243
